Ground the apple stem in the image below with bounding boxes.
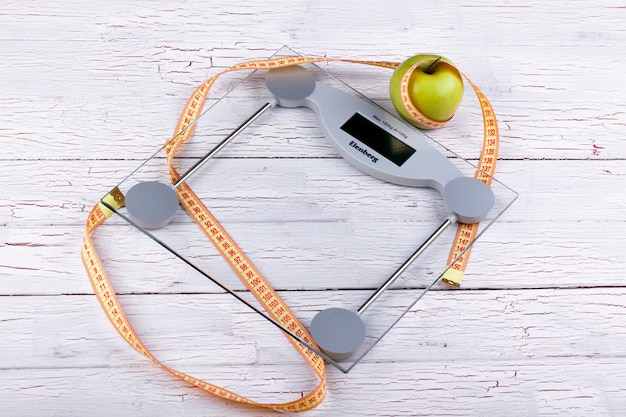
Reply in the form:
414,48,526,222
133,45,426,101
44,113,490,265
426,57,442,74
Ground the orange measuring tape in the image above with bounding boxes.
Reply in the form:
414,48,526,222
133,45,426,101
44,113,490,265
81,54,499,411
441,77,499,286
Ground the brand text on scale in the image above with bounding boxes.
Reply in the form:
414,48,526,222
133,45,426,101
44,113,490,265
349,140,379,163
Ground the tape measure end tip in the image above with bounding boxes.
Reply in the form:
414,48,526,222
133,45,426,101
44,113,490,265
441,278,462,288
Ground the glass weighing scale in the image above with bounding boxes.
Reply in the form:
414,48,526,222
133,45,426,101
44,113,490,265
98,46,517,373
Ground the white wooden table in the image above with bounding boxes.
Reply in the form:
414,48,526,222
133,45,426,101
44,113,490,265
2,1,626,415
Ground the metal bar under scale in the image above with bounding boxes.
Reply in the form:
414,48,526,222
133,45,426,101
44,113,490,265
357,217,454,314
174,101,275,187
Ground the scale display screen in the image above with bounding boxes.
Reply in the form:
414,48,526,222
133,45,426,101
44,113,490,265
340,112,416,167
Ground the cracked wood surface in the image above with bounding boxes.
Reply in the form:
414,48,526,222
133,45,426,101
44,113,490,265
2,1,626,416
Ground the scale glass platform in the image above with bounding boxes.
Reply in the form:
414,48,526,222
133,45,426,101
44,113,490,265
100,46,517,373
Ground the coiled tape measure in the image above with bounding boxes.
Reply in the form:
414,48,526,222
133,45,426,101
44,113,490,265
81,53,500,412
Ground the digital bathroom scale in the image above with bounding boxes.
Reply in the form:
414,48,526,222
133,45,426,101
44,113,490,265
99,46,517,373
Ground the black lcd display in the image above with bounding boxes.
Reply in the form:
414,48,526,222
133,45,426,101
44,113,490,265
340,113,416,166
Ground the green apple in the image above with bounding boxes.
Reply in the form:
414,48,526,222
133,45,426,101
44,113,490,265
389,54,464,129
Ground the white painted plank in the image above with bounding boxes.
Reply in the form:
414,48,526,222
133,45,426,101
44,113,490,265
1,359,625,417
2,158,625,294
3,60,625,161
2,289,626,368
2,215,623,295
1,290,626,415
3,0,626,415
2,158,624,228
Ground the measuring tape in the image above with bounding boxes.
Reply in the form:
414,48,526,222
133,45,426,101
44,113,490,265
81,53,499,411
440,77,499,286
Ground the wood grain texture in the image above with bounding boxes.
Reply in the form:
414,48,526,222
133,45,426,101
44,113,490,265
2,1,626,415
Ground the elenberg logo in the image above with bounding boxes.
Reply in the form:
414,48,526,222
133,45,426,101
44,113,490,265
349,140,378,163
